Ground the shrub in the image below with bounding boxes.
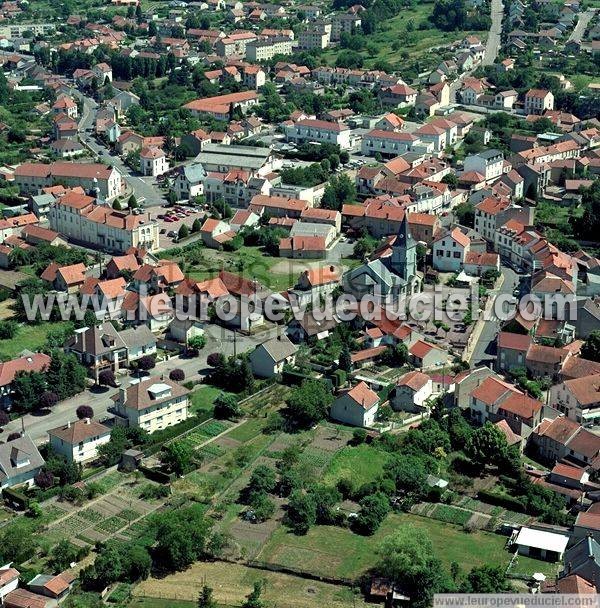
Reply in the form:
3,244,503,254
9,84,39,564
34,469,54,490
169,369,185,382
98,369,117,387
76,405,94,420
39,391,59,410
0,410,8,426
6,432,21,441
137,355,156,371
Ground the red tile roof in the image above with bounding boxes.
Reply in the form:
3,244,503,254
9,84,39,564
498,331,532,351
346,381,379,409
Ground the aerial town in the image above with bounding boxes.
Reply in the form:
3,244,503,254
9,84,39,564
0,0,598,605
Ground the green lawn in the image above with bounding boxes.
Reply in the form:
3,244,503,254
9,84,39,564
0,321,70,360
226,418,265,442
190,386,232,415
322,444,392,490
258,513,536,580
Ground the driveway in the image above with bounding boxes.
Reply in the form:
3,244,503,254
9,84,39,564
568,9,596,43
3,323,280,444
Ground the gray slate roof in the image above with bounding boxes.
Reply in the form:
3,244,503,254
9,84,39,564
0,435,45,485
256,335,298,362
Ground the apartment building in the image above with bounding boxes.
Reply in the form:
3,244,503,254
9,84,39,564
464,149,504,182
524,89,555,115
49,194,159,253
112,377,190,433
298,22,331,49
361,130,433,157
283,118,352,149
14,162,122,201
246,36,293,61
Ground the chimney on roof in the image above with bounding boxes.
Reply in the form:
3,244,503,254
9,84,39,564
67,420,71,428
85,418,90,424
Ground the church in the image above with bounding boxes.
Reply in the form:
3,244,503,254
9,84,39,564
343,215,422,304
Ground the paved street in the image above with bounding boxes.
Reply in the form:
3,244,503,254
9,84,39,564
2,323,280,444
482,0,504,66
469,266,517,366
449,0,504,102
78,96,166,207
568,9,596,43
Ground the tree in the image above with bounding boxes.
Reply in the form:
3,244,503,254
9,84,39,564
169,369,185,381
0,320,18,339
338,345,352,372
76,405,94,420
137,355,156,372
34,469,54,490
98,369,117,387
214,392,242,419
188,334,206,353
245,465,277,498
39,391,59,410
12,371,47,411
355,492,390,535
241,582,264,608
191,218,202,233
46,350,87,400
287,490,317,534
249,492,275,522
286,380,332,428
441,173,458,190
385,454,429,497
162,440,194,475
113,199,123,211
128,195,138,210
198,586,218,608
49,539,80,573
178,224,190,239
581,330,600,362
376,525,449,608
461,565,511,593
454,202,475,227
465,422,509,471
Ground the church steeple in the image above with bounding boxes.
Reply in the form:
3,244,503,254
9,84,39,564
390,214,416,281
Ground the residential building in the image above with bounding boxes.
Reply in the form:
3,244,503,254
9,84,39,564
432,227,471,272
283,119,352,149
48,418,111,464
246,36,293,61
524,89,555,115
330,381,379,427
551,374,600,424
0,353,51,409
464,149,504,181
391,370,433,413
14,162,122,201
249,334,298,378
0,434,45,489
112,377,190,433
48,195,159,253
183,91,259,120
140,146,168,177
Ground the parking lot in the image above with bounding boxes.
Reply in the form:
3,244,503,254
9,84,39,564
154,204,208,249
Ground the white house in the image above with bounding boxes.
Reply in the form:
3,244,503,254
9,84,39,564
524,89,554,115
112,377,190,433
283,119,352,149
330,381,379,427
391,370,433,413
432,227,471,272
249,334,298,378
464,149,504,182
140,146,169,177
48,418,111,464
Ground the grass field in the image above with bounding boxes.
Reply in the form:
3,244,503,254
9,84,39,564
322,444,392,489
133,561,369,608
257,513,541,580
0,321,70,360
321,3,486,69
190,386,233,415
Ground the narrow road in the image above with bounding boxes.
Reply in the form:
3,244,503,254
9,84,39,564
567,9,595,43
449,0,504,102
467,266,517,366
482,0,504,66
77,95,166,207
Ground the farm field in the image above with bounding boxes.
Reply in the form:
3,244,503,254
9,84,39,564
132,561,369,608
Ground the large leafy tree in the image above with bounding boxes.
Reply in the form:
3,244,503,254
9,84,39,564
286,380,333,428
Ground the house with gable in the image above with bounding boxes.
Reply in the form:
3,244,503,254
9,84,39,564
330,381,379,427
